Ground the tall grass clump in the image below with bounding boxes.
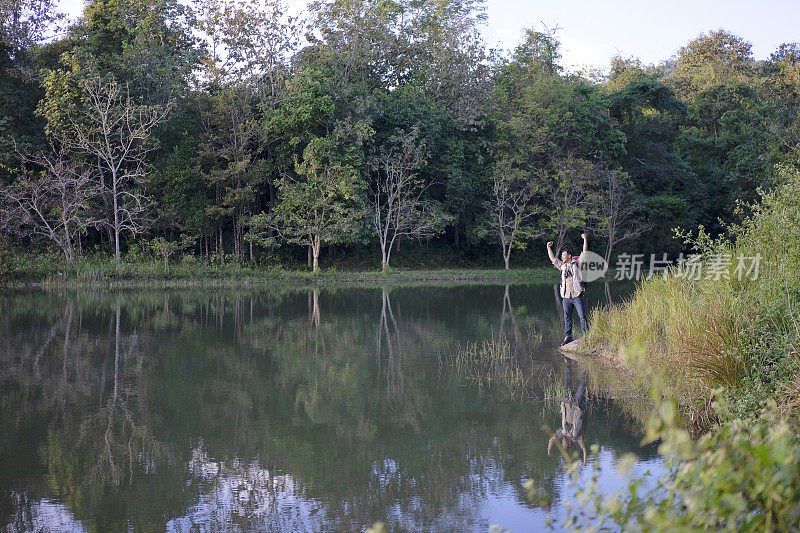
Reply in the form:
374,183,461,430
440,335,538,401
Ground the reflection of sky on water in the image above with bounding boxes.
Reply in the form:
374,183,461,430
8,448,665,532
167,444,328,532
5,496,87,533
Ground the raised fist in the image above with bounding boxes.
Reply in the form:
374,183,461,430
546,241,554,248
581,233,587,240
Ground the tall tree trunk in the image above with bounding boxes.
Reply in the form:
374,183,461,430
62,213,74,264
248,206,254,262
233,215,240,261
556,233,565,257
500,233,510,270
112,171,120,263
312,235,320,273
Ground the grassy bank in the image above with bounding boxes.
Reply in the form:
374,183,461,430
0,251,557,288
587,164,800,423
567,165,800,530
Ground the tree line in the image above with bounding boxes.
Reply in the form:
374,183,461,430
1,0,799,271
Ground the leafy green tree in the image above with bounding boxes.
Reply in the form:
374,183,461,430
262,66,336,195
193,0,300,262
546,155,596,252
0,0,62,53
586,169,648,264
676,81,780,231
673,30,754,97
248,137,363,272
304,0,492,251
195,87,264,262
489,31,577,251
491,30,626,255
145,104,211,243
149,233,193,272
399,0,492,248
484,163,540,269
765,43,800,166
606,59,694,195
76,0,199,104
605,57,698,255
0,0,61,182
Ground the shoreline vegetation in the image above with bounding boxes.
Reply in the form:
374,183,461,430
561,166,800,530
0,253,560,288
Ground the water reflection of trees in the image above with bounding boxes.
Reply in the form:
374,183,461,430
377,288,409,401
0,293,181,530
440,284,564,402
0,286,654,531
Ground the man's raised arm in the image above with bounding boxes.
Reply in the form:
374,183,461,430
581,233,588,253
546,241,557,265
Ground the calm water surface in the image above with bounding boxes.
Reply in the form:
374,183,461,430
0,283,662,532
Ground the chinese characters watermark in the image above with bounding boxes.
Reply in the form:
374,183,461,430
612,253,761,281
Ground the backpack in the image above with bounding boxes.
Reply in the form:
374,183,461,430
573,256,587,291
563,256,586,293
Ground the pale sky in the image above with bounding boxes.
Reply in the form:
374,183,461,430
55,0,800,72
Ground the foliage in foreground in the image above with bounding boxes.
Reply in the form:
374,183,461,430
560,395,800,532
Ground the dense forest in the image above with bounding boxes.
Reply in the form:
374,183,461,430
1,0,799,273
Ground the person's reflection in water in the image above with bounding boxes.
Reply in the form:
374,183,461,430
548,359,588,466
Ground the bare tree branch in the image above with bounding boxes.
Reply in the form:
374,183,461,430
63,76,170,263
1,139,95,263
487,169,541,269
369,128,449,271
587,168,650,264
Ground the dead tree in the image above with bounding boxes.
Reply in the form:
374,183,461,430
370,129,448,271
1,140,94,263
68,76,170,263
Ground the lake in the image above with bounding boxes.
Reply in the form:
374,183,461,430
0,283,662,532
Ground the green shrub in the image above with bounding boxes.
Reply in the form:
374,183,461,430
560,397,800,532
